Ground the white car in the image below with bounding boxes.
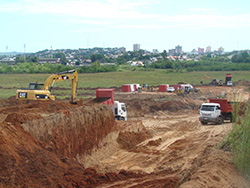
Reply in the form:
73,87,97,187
167,87,175,92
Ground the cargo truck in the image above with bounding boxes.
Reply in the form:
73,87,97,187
199,99,232,125
91,88,127,120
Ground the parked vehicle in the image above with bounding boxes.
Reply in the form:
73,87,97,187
227,81,233,86
199,99,233,125
225,74,232,86
167,87,175,92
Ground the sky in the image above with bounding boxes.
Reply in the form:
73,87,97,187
0,0,250,53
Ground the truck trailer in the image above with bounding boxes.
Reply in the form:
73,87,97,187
199,99,233,125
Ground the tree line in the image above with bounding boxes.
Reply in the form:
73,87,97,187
0,61,117,74
0,51,249,73
148,51,250,72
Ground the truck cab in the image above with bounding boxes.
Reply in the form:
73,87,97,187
227,81,233,87
199,103,223,125
111,101,127,121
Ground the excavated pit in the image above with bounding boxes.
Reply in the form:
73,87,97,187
0,84,250,188
0,99,149,187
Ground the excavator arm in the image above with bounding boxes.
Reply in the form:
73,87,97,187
200,75,214,84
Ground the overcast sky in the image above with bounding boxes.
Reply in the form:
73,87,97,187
0,0,250,53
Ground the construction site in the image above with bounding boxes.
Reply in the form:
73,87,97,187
1,71,250,188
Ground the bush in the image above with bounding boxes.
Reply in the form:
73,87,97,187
220,102,250,179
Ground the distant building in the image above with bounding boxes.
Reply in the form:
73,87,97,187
206,46,211,53
168,49,176,55
133,44,140,52
191,49,198,54
152,49,159,54
218,47,224,52
175,45,182,54
198,47,204,54
38,58,60,64
0,57,15,65
119,47,126,53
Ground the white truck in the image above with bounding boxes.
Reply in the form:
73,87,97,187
111,101,127,121
199,99,233,125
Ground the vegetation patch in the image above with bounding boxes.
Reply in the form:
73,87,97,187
220,102,250,180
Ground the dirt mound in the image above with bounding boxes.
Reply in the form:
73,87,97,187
117,128,152,150
146,138,162,147
180,146,250,188
125,97,198,117
234,79,250,86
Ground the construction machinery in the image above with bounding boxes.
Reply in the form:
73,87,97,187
90,88,127,120
199,99,233,125
174,84,200,96
200,75,223,86
16,69,78,104
225,74,233,86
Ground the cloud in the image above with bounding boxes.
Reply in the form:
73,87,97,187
188,8,216,13
0,0,158,19
158,14,250,29
1,0,250,30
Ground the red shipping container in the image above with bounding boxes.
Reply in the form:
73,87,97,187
122,85,131,92
122,84,136,92
159,84,168,92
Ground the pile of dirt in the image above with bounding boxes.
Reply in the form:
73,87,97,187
117,128,152,150
146,138,162,147
179,146,250,188
124,97,198,118
234,79,250,86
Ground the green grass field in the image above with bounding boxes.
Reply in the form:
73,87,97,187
0,70,250,99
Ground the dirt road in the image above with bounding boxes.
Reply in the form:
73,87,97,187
81,109,249,187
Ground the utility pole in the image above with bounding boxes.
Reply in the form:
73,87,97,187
24,44,26,59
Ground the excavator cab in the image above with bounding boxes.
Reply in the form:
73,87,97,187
28,83,44,90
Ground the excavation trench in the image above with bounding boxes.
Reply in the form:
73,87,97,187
4,103,116,160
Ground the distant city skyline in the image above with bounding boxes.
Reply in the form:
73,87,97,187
0,44,242,54
0,0,249,53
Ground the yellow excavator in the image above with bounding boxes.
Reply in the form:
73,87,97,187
200,75,223,86
16,69,78,104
